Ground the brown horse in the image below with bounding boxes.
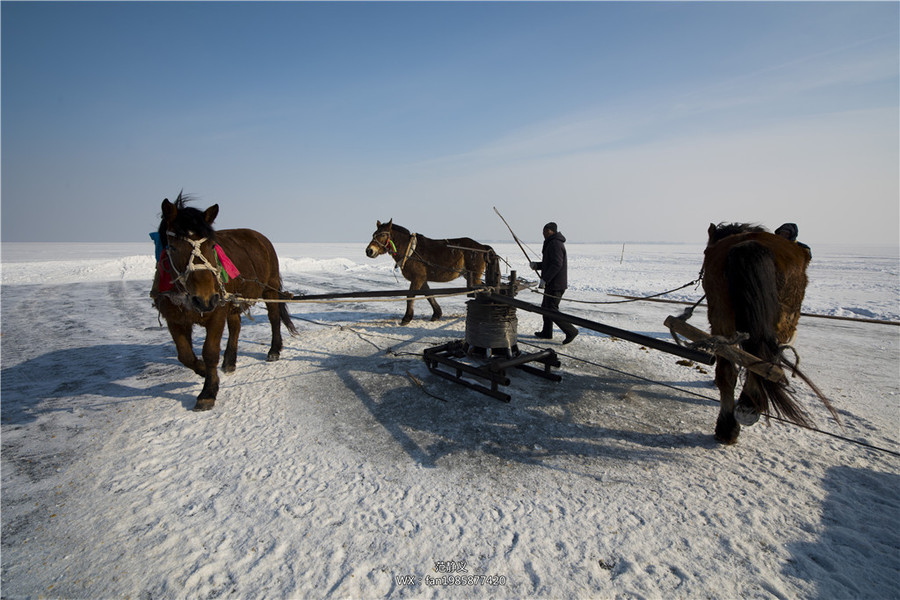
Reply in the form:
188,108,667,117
365,219,493,324
153,193,297,411
702,222,837,444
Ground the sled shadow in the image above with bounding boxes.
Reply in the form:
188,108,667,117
306,323,720,476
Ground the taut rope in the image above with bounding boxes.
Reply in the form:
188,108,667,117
225,288,481,305
533,276,704,306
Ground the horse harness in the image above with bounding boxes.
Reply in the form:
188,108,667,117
370,229,483,279
163,230,231,302
372,231,418,270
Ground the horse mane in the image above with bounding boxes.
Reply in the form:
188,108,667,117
708,222,768,245
388,222,412,236
158,191,215,243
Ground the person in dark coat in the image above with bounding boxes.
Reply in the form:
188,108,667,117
775,222,812,257
775,223,799,241
530,222,578,344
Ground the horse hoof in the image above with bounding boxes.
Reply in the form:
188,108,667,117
735,402,760,426
430,314,443,322
193,398,215,411
222,363,236,373
266,351,280,362
714,432,739,445
400,318,412,326
715,417,740,444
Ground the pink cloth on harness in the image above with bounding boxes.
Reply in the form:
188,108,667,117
156,245,240,293
215,245,240,280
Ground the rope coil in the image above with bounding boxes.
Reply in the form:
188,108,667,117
465,300,518,351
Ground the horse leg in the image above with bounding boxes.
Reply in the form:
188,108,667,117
401,280,419,325
265,301,284,361
714,358,741,444
195,315,225,411
167,321,205,376
467,256,486,286
423,282,443,321
221,311,241,373
734,377,763,427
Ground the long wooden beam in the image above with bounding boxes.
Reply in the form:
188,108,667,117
486,293,716,365
664,316,784,383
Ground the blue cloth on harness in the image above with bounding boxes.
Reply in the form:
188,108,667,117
150,232,164,261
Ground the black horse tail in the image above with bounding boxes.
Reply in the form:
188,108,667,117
726,241,812,428
278,291,299,337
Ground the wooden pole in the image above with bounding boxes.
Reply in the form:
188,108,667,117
487,293,715,364
663,316,784,383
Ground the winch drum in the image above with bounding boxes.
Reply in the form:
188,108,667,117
464,299,518,357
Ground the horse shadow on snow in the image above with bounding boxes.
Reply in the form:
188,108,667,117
1,342,204,424
784,466,900,599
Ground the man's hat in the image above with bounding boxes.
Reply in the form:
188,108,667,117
775,223,798,241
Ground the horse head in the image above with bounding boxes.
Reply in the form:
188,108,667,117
160,194,224,313
365,219,394,258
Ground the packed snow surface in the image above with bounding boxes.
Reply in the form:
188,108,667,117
2,241,898,599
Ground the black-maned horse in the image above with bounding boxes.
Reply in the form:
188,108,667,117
702,222,838,444
365,219,493,325
153,193,297,411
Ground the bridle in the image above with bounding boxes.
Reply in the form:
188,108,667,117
165,230,227,299
370,230,399,257
370,229,417,270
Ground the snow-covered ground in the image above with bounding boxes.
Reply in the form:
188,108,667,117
2,240,898,599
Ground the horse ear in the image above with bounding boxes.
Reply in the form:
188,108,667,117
377,220,382,227
162,199,177,224
387,218,392,229
204,204,219,225
707,223,717,242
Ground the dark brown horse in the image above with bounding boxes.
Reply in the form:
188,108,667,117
153,193,297,411
365,220,493,324
702,222,837,444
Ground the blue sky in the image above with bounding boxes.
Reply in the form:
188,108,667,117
2,1,897,245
